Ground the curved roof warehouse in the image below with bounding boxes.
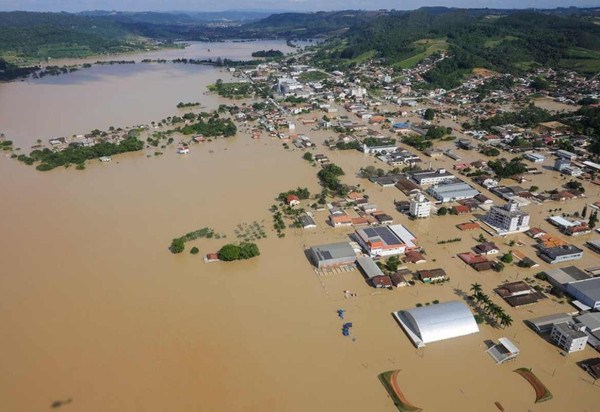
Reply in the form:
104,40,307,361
392,301,479,348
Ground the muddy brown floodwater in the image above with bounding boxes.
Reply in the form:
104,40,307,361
1,42,599,411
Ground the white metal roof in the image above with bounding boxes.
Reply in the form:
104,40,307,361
397,301,479,344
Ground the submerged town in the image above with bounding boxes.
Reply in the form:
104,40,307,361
2,6,600,412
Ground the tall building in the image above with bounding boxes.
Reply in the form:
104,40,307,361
409,193,431,218
551,322,588,353
485,200,530,234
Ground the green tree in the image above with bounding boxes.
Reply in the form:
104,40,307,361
302,152,313,161
170,238,185,254
424,108,435,121
582,205,588,218
589,211,598,229
190,247,199,255
500,252,513,264
437,207,448,216
386,256,400,272
239,242,260,259
218,244,241,261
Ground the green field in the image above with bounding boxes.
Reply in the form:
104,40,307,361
350,50,376,64
559,47,600,74
394,38,447,69
484,35,519,48
298,70,329,82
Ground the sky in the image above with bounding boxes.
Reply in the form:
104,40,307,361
0,0,598,12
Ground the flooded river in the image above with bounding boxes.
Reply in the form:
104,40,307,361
0,40,299,147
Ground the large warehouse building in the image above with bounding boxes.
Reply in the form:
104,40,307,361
309,242,357,269
392,301,479,347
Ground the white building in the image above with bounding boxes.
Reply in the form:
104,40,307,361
410,168,455,185
409,193,431,218
551,322,588,353
392,301,479,348
485,200,530,234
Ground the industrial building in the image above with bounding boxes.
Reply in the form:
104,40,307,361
309,242,357,269
484,200,530,234
356,256,385,279
427,182,480,203
355,225,417,257
538,244,584,264
410,168,455,185
524,153,545,163
565,277,600,310
544,266,590,291
392,301,479,348
527,313,574,334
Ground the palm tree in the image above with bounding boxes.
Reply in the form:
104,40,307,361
501,314,514,329
470,283,483,295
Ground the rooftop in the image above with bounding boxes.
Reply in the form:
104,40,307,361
568,277,600,302
539,244,584,258
554,322,587,340
310,242,356,261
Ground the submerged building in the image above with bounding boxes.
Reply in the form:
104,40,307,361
309,242,357,269
484,200,530,234
392,301,479,348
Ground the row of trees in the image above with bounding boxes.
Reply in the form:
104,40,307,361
169,227,217,254
470,283,513,329
24,132,144,171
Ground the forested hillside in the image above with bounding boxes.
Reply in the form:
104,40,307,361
0,12,154,63
321,9,600,88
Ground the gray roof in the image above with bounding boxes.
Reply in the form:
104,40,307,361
545,266,590,286
310,242,355,261
553,322,587,340
576,312,600,332
539,244,584,258
527,313,573,330
429,182,480,198
568,277,600,302
299,214,316,228
356,256,385,279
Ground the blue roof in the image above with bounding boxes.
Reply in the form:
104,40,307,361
393,122,410,129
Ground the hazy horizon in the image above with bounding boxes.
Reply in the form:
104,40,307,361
0,0,599,13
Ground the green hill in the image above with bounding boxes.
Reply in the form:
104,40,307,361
317,8,600,88
0,11,153,64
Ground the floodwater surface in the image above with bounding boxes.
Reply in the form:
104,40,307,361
1,41,599,412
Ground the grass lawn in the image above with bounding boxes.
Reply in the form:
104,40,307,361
394,38,447,70
298,70,329,82
559,47,600,74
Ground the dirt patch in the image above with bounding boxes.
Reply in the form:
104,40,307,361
379,370,423,412
472,67,497,77
514,368,553,403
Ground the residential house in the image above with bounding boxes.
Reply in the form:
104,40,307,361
286,194,301,207
417,268,447,283
494,281,543,307
474,242,500,255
